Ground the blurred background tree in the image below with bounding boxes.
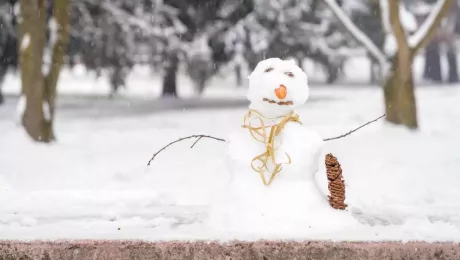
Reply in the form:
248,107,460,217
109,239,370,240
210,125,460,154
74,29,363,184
325,0,453,129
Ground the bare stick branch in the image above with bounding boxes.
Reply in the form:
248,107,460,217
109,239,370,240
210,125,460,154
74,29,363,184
324,114,386,142
190,136,203,148
147,135,226,166
147,115,386,165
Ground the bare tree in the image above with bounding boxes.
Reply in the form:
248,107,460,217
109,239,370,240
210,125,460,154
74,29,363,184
19,0,69,142
323,0,453,129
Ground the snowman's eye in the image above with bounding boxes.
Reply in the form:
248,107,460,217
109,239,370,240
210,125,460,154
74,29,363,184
264,67,274,73
285,72,294,77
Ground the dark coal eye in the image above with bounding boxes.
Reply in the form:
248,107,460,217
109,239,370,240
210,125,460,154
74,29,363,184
285,72,294,77
264,67,274,72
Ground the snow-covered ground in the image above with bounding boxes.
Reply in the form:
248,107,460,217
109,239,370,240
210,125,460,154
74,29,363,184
1,56,460,242
1,83,460,241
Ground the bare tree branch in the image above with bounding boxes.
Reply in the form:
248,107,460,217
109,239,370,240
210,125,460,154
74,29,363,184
147,135,226,165
322,0,388,68
408,0,454,51
388,0,409,51
323,114,386,141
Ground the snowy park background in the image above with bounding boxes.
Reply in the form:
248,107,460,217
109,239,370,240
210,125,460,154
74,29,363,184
1,0,460,242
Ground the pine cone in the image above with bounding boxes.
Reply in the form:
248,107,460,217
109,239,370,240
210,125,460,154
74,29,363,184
325,153,347,210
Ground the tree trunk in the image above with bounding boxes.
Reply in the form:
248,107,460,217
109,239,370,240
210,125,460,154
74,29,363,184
384,0,418,129
19,0,69,142
44,0,70,141
383,64,398,123
370,57,376,84
446,43,458,83
235,64,242,87
326,65,340,84
383,55,418,129
162,53,179,97
195,71,207,95
370,59,382,84
423,41,442,82
0,67,5,105
396,56,418,129
19,0,48,141
109,66,125,96
296,56,305,71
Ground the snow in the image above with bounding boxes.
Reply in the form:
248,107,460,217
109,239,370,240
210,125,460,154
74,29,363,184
20,34,30,52
42,17,59,77
42,101,51,121
411,3,432,15
1,58,460,241
383,35,397,56
379,0,417,34
100,2,185,39
400,3,418,33
48,18,58,48
408,0,448,49
379,0,391,34
13,2,19,16
340,0,368,15
15,94,26,124
380,0,418,56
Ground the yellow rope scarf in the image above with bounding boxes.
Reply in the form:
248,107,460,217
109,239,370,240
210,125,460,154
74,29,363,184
242,109,302,186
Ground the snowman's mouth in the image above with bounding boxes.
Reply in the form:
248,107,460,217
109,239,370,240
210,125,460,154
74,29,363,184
263,98,293,106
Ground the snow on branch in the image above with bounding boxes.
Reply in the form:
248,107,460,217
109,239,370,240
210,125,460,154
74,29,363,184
83,0,183,40
101,2,174,37
322,0,387,67
379,0,418,33
408,0,453,51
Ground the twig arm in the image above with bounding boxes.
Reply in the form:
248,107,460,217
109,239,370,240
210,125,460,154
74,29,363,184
323,114,386,141
147,135,226,165
190,136,203,148
146,114,386,165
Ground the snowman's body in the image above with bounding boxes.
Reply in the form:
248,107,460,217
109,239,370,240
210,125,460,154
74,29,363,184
226,116,324,185
207,58,355,235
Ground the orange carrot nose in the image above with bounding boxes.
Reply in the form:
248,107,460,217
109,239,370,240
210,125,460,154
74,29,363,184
275,84,287,99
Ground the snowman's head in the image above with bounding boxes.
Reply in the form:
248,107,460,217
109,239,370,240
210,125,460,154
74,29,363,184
247,58,309,116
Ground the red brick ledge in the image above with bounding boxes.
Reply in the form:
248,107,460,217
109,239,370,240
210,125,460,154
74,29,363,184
1,240,459,260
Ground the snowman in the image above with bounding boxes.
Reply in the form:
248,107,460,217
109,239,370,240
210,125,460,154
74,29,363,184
206,58,357,236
